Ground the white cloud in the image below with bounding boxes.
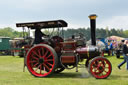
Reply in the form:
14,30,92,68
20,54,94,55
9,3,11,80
0,0,128,31
68,23,87,29
97,16,128,30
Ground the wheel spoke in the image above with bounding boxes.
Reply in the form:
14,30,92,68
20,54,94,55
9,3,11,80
35,64,41,72
47,53,52,59
40,64,42,74
94,68,98,73
47,62,53,67
91,65,96,72
32,50,40,57
105,67,109,68
31,55,38,60
29,60,38,63
42,48,44,55
43,50,49,57
38,49,41,57
43,63,50,71
104,70,108,74
92,65,98,69
93,68,97,72
100,72,104,76
93,62,98,67
32,62,39,68
45,59,53,62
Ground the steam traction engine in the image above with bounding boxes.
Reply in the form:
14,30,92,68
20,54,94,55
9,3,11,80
16,14,112,79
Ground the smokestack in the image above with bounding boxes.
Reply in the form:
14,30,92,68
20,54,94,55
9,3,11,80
88,14,97,46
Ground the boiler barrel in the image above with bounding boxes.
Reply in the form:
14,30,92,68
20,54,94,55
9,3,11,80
76,46,100,58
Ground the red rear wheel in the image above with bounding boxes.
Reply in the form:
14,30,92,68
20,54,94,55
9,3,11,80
89,57,112,79
26,44,58,77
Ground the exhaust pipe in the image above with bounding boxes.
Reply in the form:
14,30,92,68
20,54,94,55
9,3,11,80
88,14,97,46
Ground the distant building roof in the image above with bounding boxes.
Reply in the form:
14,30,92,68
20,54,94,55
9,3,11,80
0,37,10,39
13,38,24,40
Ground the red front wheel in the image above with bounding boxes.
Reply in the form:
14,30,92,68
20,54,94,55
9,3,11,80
26,44,58,77
88,56,112,79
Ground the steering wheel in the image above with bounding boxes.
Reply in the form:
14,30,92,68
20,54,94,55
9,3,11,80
51,36,63,53
51,36,63,43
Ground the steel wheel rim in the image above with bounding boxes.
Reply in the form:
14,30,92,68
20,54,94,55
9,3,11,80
27,45,55,77
90,57,112,79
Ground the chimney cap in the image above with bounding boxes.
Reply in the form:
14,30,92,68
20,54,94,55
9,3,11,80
89,14,97,20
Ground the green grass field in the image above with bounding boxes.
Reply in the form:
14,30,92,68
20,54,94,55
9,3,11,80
0,55,128,85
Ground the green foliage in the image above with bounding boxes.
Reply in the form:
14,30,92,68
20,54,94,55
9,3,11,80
123,30,128,37
0,27,128,40
63,27,128,40
43,29,58,36
64,28,128,40
0,27,24,39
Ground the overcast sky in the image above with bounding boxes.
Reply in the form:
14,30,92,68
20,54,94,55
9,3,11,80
0,0,128,30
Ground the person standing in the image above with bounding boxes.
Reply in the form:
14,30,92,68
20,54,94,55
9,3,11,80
34,28,48,44
109,41,114,56
118,40,128,70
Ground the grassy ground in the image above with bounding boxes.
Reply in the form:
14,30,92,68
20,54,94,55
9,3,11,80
0,55,128,85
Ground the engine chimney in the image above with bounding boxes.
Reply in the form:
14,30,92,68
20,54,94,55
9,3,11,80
88,14,97,46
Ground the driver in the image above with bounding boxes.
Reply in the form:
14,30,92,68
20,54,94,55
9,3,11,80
34,28,48,44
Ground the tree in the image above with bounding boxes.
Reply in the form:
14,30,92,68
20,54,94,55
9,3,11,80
0,27,23,39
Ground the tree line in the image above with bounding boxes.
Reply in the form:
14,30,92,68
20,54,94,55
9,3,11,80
0,27,128,40
63,27,128,40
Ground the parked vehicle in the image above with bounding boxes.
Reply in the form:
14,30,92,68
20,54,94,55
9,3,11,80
10,38,32,57
0,37,11,55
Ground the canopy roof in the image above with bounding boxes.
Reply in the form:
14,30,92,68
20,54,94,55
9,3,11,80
16,20,68,29
107,36,124,41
